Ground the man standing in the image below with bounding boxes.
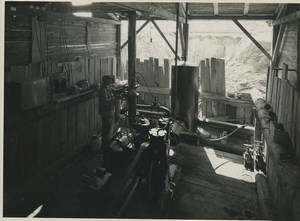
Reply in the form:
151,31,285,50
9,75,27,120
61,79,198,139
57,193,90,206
99,75,116,145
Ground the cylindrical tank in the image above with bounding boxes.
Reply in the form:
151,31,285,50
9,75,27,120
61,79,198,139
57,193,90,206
171,62,199,132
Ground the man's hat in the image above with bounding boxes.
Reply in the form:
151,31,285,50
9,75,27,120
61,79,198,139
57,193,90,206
102,75,113,82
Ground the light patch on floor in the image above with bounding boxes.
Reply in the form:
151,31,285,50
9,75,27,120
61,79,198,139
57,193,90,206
204,147,254,182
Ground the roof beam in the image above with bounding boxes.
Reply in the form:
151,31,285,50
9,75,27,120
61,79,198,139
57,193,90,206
243,3,250,16
233,19,272,60
188,15,275,20
108,2,185,23
213,3,219,15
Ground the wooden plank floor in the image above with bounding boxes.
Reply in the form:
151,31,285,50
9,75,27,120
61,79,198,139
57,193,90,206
169,143,260,220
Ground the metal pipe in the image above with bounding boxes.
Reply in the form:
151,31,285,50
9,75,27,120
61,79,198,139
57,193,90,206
127,12,137,126
183,3,189,61
106,142,148,216
117,177,140,217
198,118,254,136
136,104,172,117
173,3,180,117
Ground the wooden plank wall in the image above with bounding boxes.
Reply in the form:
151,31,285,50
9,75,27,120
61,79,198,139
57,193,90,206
199,58,252,124
123,57,171,108
266,64,299,159
200,58,225,118
4,8,119,186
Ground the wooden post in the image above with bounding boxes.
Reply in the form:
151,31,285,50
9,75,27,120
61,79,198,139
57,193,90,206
127,12,137,125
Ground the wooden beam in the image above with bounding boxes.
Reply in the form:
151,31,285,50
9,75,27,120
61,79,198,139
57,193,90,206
121,19,150,49
108,2,185,23
271,23,286,66
243,3,250,15
189,15,275,20
233,19,272,60
272,10,300,26
213,3,219,15
151,19,180,60
200,92,253,106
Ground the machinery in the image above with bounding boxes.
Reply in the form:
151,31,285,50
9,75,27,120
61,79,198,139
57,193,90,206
101,108,183,217
82,63,199,217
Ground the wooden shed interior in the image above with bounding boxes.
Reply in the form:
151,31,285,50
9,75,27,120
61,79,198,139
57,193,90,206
3,1,300,220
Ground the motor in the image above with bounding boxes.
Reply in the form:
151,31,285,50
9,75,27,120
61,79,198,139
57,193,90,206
103,130,135,169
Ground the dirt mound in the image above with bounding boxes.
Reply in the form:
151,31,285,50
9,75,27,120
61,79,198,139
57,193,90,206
226,38,271,93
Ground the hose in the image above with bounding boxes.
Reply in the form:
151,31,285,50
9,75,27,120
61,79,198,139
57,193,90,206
200,125,247,142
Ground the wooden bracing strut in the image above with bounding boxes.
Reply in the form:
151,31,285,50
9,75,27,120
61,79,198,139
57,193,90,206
233,19,272,60
151,19,181,60
121,19,151,49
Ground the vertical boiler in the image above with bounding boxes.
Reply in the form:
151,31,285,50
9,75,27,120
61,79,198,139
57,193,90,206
171,62,199,132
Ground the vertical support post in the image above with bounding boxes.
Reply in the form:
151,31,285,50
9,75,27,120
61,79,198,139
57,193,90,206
127,12,137,126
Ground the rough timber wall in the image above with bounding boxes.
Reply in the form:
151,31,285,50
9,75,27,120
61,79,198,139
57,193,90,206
265,9,300,220
4,5,120,204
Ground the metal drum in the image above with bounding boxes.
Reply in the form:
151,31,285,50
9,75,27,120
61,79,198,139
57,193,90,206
171,62,199,132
